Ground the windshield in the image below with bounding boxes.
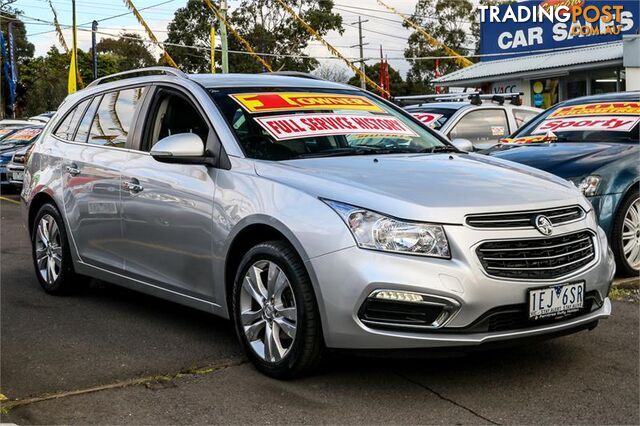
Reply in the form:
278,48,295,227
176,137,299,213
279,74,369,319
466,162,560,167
210,88,452,160
0,127,43,145
405,107,457,130
506,100,639,144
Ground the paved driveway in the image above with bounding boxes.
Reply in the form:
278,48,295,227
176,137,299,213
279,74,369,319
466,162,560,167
1,194,638,424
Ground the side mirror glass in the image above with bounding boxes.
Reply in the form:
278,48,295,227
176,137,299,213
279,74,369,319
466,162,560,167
150,133,209,164
449,138,474,152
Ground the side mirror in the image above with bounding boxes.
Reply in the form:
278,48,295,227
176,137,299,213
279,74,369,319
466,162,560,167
449,138,474,152
150,133,213,165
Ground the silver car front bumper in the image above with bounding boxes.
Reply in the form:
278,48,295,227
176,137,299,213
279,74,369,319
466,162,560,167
308,222,615,349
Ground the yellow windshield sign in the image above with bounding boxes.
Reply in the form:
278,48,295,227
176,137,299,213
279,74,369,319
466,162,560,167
231,92,384,113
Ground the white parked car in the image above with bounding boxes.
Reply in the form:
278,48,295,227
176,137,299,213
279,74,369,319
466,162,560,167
398,93,542,151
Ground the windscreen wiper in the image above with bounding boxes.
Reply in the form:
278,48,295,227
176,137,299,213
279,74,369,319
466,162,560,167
421,145,460,153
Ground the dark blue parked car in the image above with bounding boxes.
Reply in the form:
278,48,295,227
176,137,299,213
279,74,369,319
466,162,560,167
488,92,639,277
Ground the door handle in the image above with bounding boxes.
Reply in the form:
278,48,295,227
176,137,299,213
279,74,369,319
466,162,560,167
65,164,80,176
123,179,144,194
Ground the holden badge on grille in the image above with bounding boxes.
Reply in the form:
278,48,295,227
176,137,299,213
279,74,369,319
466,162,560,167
534,215,553,236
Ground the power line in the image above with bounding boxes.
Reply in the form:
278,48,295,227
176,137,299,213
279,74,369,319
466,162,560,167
26,0,179,37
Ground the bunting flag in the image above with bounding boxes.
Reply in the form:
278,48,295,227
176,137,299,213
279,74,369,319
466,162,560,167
68,47,77,94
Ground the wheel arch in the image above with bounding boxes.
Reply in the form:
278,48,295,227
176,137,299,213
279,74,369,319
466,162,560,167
27,191,59,237
221,215,324,322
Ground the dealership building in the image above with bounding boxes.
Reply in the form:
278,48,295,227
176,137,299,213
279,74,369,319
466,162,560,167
433,0,640,108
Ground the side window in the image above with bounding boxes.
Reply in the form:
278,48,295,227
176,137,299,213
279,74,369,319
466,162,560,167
513,109,539,128
449,109,509,146
53,99,90,140
141,89,208,152
74,96,102,143
88,87,146,148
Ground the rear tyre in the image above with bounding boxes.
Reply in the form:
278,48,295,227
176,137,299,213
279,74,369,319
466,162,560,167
611,188,640,277
31,203,81,294
232,240,324,379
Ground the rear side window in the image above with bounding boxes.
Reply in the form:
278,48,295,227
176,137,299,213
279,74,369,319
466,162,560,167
513,109,539,128
54,99,90,140
87,87,146,148
449,109,509,145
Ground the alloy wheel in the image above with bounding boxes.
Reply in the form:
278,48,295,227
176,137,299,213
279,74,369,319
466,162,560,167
622,197,640,270
239,260,297,363
35,214,62,284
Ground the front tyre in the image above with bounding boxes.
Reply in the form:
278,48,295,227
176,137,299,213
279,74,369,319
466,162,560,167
31,203,81,294
232,241,323,379
612,188,640,276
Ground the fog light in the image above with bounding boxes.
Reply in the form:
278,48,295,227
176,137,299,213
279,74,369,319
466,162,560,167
373,290,425,303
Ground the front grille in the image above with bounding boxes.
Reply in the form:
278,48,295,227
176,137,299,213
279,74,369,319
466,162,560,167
466,206,584,229
476,230,596,280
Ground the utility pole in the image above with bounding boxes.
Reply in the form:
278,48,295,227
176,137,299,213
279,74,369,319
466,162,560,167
350,17,368,90
91,21,98,80
219,0,229,73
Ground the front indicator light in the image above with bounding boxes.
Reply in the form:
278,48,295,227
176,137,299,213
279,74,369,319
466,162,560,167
323,199,450,258
578,175,601,197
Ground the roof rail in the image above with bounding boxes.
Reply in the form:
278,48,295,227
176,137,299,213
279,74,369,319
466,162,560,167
396,91,524,106
87,67,188,88
262,71,325,80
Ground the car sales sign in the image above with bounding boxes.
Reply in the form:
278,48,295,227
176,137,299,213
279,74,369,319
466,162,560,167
255,113,418,141
479,0,639,61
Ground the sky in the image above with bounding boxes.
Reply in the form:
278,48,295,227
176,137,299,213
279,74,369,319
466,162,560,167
13,0,475,78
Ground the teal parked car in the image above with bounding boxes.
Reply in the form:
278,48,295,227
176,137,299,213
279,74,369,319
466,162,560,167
489,92,639,276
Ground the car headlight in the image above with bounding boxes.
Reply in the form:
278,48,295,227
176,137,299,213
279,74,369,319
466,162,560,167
323,200,450,258
577,175,601,197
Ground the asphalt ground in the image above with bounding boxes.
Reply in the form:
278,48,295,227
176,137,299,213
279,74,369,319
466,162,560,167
1,190,639,425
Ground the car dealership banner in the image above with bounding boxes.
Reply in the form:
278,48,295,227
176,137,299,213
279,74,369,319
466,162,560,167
480,0,639,61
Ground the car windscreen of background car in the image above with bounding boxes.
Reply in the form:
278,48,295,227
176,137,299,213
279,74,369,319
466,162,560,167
406,107,457,130
0,127,43,145
210,88,449,160
506,101,639,144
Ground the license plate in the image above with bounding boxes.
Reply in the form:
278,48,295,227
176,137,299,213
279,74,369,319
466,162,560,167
528,282,584,320
11,171,24,181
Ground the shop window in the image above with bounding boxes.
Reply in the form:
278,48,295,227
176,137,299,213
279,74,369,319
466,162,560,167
591,69,619,95
531,79,558,109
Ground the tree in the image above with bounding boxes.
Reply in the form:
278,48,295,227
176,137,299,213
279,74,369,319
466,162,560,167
18,47,69,116
312,63,349,83
165,0,215,73
96,33,156,71
403,0,475,91
165,0,343,73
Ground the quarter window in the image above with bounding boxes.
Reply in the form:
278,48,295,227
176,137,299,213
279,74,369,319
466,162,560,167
513,109,539,128
449,109,509,146
54,99,90,140
88,87,146,148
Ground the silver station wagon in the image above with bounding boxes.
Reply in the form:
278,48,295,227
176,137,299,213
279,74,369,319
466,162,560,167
22,68,615,378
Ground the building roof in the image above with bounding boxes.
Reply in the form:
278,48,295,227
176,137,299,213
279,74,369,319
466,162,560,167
433,42,623,86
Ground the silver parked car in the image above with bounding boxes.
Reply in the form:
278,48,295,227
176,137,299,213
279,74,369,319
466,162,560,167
398,93,542,151
22,68,615,378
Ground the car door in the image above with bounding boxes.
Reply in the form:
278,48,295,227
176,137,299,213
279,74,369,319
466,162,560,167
60,87,147,272
121,85,218,301
447,108,510,150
